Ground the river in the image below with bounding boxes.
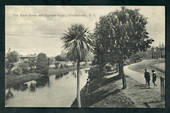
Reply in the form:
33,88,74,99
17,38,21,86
5,68,89,107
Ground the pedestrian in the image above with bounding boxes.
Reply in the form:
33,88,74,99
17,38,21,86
144,69,150,86
152,70,157,86
86,78,90,95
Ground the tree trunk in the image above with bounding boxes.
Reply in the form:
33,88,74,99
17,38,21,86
77,60,81,107
99,63,104,79
119,60,126,89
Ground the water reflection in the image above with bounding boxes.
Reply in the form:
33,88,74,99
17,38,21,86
36,76,50,88
6,88,14,100
5,68,89,107
72,70,83,78
55,71,69,79
13,83,28,91
72,71,76,78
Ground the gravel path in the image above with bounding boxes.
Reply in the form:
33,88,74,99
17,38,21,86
123,60,165,108
124,60,163,92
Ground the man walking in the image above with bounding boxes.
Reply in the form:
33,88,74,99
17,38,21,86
152,70,157,86
144,69,150,86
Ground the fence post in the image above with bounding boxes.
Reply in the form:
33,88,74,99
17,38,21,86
160,77,165,99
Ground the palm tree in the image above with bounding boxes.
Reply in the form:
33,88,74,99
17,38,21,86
62,24,93,107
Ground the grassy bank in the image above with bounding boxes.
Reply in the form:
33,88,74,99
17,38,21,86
71,59,165,108
128,59,165,73
71,75,135,107
71,74,164,108
5,73,43,89
6,65,90,89
152,63,165,73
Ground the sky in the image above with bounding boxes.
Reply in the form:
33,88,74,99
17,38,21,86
5,6,165,57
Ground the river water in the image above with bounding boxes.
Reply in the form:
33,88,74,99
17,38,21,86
5,68,89,107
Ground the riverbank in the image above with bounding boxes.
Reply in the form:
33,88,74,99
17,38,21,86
71,59,165,108
6,65,90,89
71,74,164,108
49,65,89,75
6,68,89,107
5,73,43,89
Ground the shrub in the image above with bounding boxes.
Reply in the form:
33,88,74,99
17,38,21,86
6,51,19,64
19,61,30,74
6,51,19,73
60,64,64,69
28,58,36,71
36,53,49,75
55,62,60,69
63,64,68,68
12,66,23,75
88,65,105,80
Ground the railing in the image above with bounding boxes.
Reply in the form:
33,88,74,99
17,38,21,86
151,65,165,99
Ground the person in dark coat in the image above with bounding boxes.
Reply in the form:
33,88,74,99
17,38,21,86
144,69,150,86
152,70,157,86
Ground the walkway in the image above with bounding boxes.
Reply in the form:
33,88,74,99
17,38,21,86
124,60,164,91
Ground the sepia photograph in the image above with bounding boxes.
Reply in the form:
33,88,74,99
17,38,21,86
5,6,165,108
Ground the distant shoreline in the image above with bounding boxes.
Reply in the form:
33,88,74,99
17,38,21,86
5,65,90,89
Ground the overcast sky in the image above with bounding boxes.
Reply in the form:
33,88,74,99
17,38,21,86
5,6,165,57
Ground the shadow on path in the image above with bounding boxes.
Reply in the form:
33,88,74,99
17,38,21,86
134,84,151,89
72,75,122,107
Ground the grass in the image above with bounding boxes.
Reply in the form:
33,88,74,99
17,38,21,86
5,73,43,89
71,59,165,108
152,63,165,72
128,59,165,73
71,74,165,108
71,75,136,107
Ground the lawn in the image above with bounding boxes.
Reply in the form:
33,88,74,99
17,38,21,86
128,59,165,73
152,63,165,72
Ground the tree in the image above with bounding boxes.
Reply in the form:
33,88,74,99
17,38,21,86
62,24,93,107
55,55,66,61
28,57,37,71
6,51,19,74
36,53,49,75
94,7,154,89
19,61,30,73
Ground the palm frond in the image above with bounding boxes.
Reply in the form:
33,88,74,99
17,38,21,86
61,24,94,61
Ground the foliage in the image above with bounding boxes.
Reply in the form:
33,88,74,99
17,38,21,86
6,51,19,63
48,58,54,65
6,51,19,73
5,61,14,74
12,66,23,75
88,65,106,80
19,61,30,74
55,55,67,61
62,24,93,62
94,7,153,65
93,7,154,88
55,62,60,69
28,58,37,71
130,53,142,62
36,53,49,75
